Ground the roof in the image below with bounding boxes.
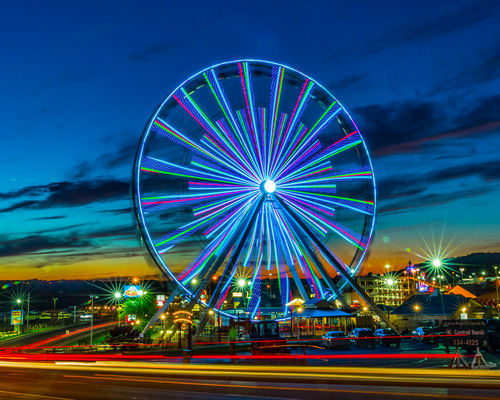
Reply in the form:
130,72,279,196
392,293,470,316
449,284,494,298
292,309,351,318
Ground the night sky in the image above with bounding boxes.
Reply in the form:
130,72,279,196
1,1,499,281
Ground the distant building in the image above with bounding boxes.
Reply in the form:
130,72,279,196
355,274,414,307
391,291,485,329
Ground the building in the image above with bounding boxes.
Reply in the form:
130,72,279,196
391,291,485,330
355,273,414,307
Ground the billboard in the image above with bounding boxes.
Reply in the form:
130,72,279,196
11,310,23,325
124,285,141,298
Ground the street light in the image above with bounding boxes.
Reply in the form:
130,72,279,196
52,297,58,310
432,259,441,268
414,304,420,327
238,279,246,288
297,307,303,339
460,268,465,282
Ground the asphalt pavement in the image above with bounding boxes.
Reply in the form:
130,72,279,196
0,359,500,399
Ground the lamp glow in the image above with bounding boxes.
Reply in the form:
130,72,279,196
264,180,276,193
114,292,121,299
238,279,246,287
432,259,441,268
387,278,394,286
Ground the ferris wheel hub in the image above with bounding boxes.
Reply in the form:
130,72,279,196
262,180,276,194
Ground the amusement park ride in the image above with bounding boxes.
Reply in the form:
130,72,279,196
132,60,397,336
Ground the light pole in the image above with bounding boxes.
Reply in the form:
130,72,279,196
89,295,98,345
495,266,499,316
414,304,420,327
460,268,464,282
297,307,303,339
114,292,122,326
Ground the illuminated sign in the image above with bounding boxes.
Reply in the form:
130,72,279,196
173,310,193,325
11,310,23,325
233,292,243,297
418,281,430,292
156,294,165,307
124,285,141,298
126,314,137,323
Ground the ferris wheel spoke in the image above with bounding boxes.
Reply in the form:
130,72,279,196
192,194,265,339
170,89,258,181
267,65,284,176
238,62,264,172
154,192,258,254
141,156,254,188
204,69,261,177
272,139,322,182
273,208,321,298
152,118,246,178
279,189,374,216
289,131,362,178
141,190,252,214
277,205,349,306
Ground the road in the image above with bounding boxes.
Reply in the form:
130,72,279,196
0,360,499,399
0,317,115,350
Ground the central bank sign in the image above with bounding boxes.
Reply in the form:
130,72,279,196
446,320,487,348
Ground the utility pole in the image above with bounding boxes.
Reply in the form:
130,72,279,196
89,295,97,345
52,298,58,310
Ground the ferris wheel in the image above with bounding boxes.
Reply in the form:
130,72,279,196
133,60,388,328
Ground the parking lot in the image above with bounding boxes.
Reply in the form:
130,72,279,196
300,337,500,369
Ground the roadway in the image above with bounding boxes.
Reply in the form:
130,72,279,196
0,317,114,350
0,360,500,399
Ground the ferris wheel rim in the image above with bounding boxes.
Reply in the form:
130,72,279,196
132,59,377,317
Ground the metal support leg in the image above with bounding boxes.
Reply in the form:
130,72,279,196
193,195,266,342
274,194,397,331
140,288,180,337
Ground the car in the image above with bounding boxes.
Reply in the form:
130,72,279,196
350,328,375,348
322,331,350,349
374,328,401,347
412,326,433,342
425,325,447,344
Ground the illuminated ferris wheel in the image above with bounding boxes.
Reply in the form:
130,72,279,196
133,60,383,326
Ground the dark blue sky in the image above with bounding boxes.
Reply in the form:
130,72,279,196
1,1,499,280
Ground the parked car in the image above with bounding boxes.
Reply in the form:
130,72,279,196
374,328,401,347
350,328,375,348
412,326,433,342
425,325,447,344
322,331,350,349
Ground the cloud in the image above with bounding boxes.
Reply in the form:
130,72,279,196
0,178,129,213
426,160,500,183
365,2,500,55
99,208,132,215
0,234,95,258
430,47,500,95
355,94,500,157
378,187,492,214
29,215,67,220
354,100,440,153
